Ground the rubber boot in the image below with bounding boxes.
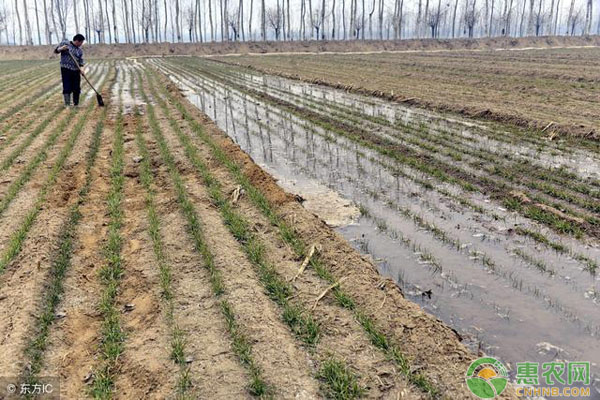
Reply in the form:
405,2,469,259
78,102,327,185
72,92,80,108
63,93,71,107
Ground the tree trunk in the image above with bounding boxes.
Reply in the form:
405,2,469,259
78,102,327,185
176,0,181,41
527,0,535,35
238,0,241,42
361,0,365,38
452,0,458,36
282,0,286,39
111,0,118,41
130,0,136,42
104,0,111,43
163,0,168,41
321,0,326,39
553,0,560,34
308,0,314,38
97,0,104,42
424,0,430,37
378,0,383,39
342,0,346,39
219,0,223,40
23,0,33,44
484,0,489,35
34,0,42,43
14,0,22,45
368,0,374,38
249,0,253,39
209,0,214,40
489,0,494,35
566,0,574,35
416,0,422,37
519,0,527,35
585,0,592,34
285,0,292,40
50,0,59,42
224,0,229,40
152,0,160,42
261,0,266,39
332,0,337,38
121,0,129,42
197,0,203,41
42,0,50,43
399,0,404,38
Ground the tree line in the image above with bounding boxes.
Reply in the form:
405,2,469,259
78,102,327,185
0,0,597,45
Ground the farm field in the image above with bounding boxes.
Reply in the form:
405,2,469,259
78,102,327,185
0,51,598,400
214,47,600,139
0,58,513,399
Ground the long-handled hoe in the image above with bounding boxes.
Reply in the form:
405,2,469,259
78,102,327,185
68,52,104,107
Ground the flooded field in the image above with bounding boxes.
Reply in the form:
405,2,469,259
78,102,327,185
151,56,600,395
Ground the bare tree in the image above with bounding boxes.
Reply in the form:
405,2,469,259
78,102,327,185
22,0,33,44
367,0,374,37
267,5,282,38
566,0,575,33
228,6,241,39
427,0,443,36
141,0,152,41
185,4,194,40
0,6,8,44
463,0,478,36
583,0,592,34
519,0,527,35
533,0,545,34
353,9,364,36
392,0,404,38
111,0,118,41
568,4,583,33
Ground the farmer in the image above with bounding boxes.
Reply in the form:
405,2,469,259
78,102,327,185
54,34,86,107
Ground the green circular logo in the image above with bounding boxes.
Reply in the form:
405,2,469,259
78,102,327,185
465,357,508,399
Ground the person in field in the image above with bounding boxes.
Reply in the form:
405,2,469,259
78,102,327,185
54,34,86,107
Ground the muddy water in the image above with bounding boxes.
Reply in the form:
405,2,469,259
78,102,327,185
152,58,600,396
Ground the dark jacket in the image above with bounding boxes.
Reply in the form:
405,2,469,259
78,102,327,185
54,40,84,71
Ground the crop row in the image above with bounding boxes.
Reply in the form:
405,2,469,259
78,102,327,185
150,59,600,338
145,63,442,397
158,58,598,276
